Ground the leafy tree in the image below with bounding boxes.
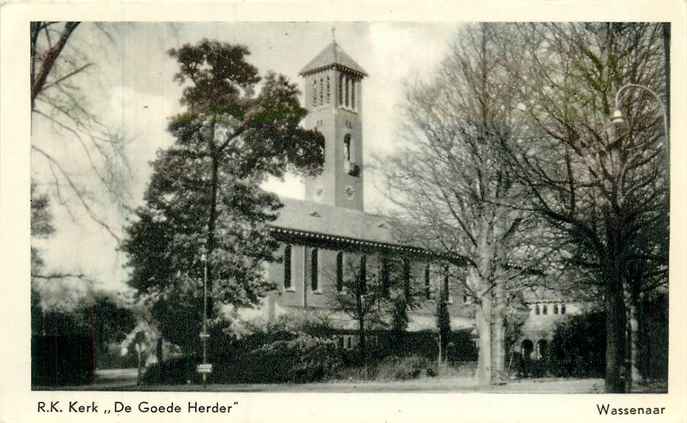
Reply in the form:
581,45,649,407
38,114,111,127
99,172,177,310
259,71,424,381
121,39,324,354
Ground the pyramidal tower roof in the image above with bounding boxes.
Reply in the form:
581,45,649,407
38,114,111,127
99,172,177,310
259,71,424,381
299,41,367,77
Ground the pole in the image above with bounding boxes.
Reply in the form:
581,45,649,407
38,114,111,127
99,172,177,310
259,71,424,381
201,252,208,387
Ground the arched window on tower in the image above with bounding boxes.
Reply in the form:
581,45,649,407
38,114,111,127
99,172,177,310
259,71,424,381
336,252,344,292
326,75,331,103
311,248,319,291
319,77,324,105
535,304,540,315
283,245,292,290
312,78,318,107
344,134,351,161
553,304,559,314
338,73,344,106
542,304,548,315
561,303,566,314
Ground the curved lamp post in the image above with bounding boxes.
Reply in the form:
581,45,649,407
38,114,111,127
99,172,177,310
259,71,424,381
611,83,668,144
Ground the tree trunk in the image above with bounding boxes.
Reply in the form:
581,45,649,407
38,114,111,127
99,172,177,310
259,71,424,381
356,290,366,364
358,315,366,364
206,119,218,317
605,269,627,393
627,287,642,389
491,279,507,384
476,299,492,385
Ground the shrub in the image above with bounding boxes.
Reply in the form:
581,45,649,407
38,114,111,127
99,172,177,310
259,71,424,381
549,310,606,378
243,333,344,383
375,355,436,381
144,332,344,385
142,355,197,385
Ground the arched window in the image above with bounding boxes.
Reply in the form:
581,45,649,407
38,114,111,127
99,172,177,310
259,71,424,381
522,339,533,359
326,75,331,103
535,304,540,315
336,252,344,292
313,79,318,106
344,134,351,161
381,258,390,297
338,73,344,105
553,304,559,314
319,77,324,105
542,304,548,315
338,336,344,349
283,245,292,289
351,78,356,109
311,248,319,291
359,255,367,294
344,76,350,107
424,264,431,299
537,339,548,359
561,303,566,314
403,259,411,299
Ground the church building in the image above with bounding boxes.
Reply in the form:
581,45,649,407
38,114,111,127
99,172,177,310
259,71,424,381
261,40,475,345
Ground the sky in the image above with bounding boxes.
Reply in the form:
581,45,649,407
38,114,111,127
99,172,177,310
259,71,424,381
31,22,459,295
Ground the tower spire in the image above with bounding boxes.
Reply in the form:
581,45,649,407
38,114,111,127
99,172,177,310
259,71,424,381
331,26,336,44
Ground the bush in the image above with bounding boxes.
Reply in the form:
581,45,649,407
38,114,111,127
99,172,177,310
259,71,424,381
142,355,197,385
241,334,344,383
377,355,435,380
32,335,95,386
144,332,344,385
549,310,606,378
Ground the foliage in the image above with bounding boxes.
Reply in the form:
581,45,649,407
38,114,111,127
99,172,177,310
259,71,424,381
638,292,668,381
122,39,324,354
549,310,606,378
144,321,343,385
374,355,436,381
242,334,343,383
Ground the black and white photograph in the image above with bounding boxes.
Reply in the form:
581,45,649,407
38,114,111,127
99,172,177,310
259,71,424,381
1,3,684,421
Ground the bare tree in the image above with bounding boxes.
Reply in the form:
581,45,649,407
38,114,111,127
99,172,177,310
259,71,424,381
326,259,388,363
380,24,558,385
31,22,136,243
496,23,668,392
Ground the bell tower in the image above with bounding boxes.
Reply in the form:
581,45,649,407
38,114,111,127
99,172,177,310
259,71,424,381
299,37,367,210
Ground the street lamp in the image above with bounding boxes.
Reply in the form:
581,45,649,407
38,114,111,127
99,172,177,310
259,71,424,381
612,83,668,143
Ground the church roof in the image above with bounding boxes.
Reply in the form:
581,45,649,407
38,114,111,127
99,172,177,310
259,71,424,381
299,41,368,77
271,197,394,245
268,198,463,264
